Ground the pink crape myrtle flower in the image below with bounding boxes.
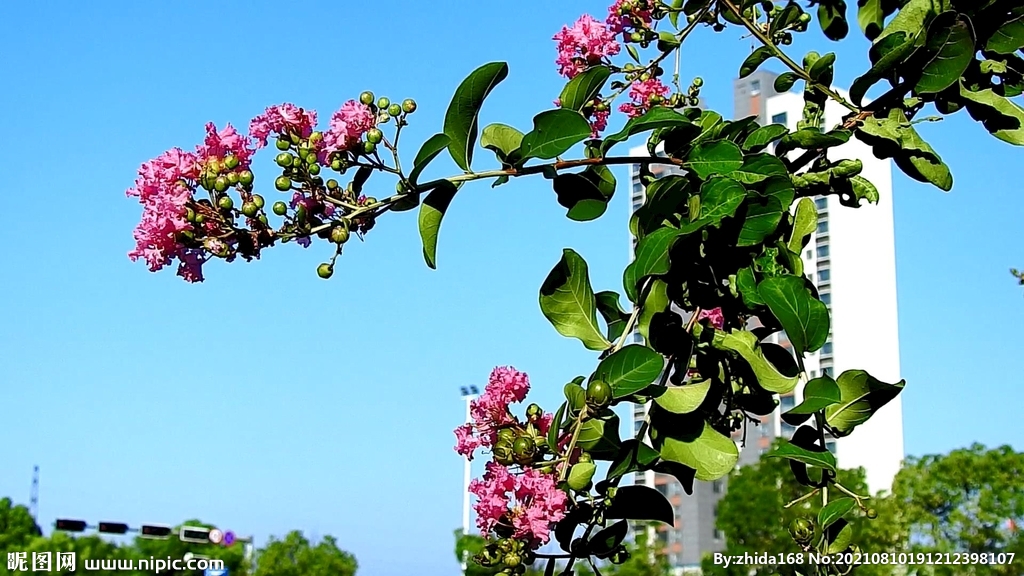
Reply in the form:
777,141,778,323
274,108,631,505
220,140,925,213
590,107,610,137
321,100,376,160
196,122,254,168
553,14,620,79
619,78,670,118
470,462,567,548
606,0,654,36
698,307,725,330
248,104,318,148
127,147,201,276
455,366,532,460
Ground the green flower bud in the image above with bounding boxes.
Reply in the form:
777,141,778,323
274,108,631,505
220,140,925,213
308,163,321,175
185,207,197,222
866,508,878,519
402,99,417,113
497,428,516,443
309,131,323,145
377,97,390,109
366,128,383,144
331,158,343,171
693,76,704,87
276,138,290,151
493,442,514,466
359,91,375,105
512,436,536,464
258,213,269,225
276,152,293,167
586,379,613,408
327,178,340,190
217,195,233,210
252,194,265,209
387,103,402,117
363,141,377,154
799,12,811,24
275,176,292,192
227,172,240,186
241,202,259,218
378,112,391,124
195,214,205,224
330,226,350,244
289,132,301,144
789,517,815,543
214,176,229,193
239,170,254,186
525,403,543,422
504,554,521,568
224,154,239,170
317,263,334,279
630,31,642,42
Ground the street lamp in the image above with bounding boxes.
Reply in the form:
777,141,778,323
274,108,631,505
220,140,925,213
459,385,479,574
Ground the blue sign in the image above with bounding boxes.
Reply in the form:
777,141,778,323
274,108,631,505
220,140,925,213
204,569,228,576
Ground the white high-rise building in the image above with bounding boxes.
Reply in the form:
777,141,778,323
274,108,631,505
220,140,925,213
625,70,905,572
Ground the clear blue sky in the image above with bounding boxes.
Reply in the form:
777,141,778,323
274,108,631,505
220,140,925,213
0,2,1021,575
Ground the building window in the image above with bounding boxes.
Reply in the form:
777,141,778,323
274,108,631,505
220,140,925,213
821,342,833,356
818,269,831,283
822,366,833,377
781,422,796,436
714,528,724,540
817,220,829,234
712,479,723,493
635,419,644,434
805,249,813,260
817,245,829,258
820,292,831,306
751,79,761,95
780,395,796,411
826,440,837,454
760,423,770,437
809,369,818,378
815,197,827,211
772,112,787,125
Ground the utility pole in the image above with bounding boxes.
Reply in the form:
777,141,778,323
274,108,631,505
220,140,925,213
29,466,39,522
459,386,479,574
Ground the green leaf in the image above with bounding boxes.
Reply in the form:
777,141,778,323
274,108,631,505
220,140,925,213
959,85,1024,146
565,379,586,411
607,440,661,479
776,128,851,157
728,154,788,184
593,344,664,399
808,52,837,85
605,485,675,525
986,14,1024,54
417,181,458,269
758,276,830,355
654,380,711,414
548,402,567,450
540,249,611,351
788,198,818,253
825,370,906,437
856,108,952,190
850,32,921,105
767,439,838,474
686,140,744,179
443,62,509,171
603,107,693,152
735,267,764,307
518,109,592,162
409,133,450,185
874,0,938,49
737,188,785,247
849,175,881,204
623,227,682,303
818,0,849,41
577,414,621,454
916,12,975,95
553,173,610,221
656,421,739,481
857,0,886,40
711,329,800,393
596,291,630,343
782,376,842,425
588,520,629,558
739,46,774,78
826,520,854,554
694,176,747,223
480,123,524,164
819,497,856,529
637,279,669,342
774,71,800,92
742,123,789,152
559,66,611,112
567,462,597,491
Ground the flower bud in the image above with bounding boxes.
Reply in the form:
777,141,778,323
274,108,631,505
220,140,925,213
241,202,259,218
866,508,878,519
789,517,814,544
217,195,233,210
331,158,344,171
309,131,323,145
214,176,229,193
276,138,290,151
378,112,391,124
308,163,321,176
227,172,240,185
367,129,383,144
185,207,197,222
275,176,292,192
525,403,543,422
586,379,613,409
317,263,334,279
272,201,288,216
363,141,377,154
512,436,537,464
276,153,293,167
387,103,402,117
402,99,417,113
224,154,239,170
364,196,378,205
252,194,265,209
330,226,350,244
359,91,375,105
493,442,514,466
377,97,390,109
258,214,269,225
327,179,340,190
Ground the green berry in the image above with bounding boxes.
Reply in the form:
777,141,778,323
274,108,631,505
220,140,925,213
363,141,377,154
276,138,290,150
586,379,613,408
359,91,375,105
227,172,240,185
366,128,383,144
308,163,321,175
512,436,536,463
276,153,293,167
866,508,878,519
317,263,334,279
214,176,229,193
330,226,350,244
377,97,390,109
387,103,401,117
272,201,288,216
331,158,343,171
217,195,233,210
241,202,259,218
224,154,239,170
275,176,292,191
252,194,265,209
239,170,254,187
402,99,417,113
327,179,339,190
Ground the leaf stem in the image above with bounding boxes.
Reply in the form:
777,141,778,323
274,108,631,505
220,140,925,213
784,488,821,509
558,406,590,483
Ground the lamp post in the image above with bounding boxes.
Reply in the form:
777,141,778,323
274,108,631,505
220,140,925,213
459,385,479,574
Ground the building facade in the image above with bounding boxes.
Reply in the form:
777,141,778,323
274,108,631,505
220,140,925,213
626,71,904,573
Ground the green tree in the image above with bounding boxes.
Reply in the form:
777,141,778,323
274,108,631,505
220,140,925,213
252,530,357,576
604,526,671,576
701,445,905,576
892,444,1024,576
0,498,41,555
127,520,248,576
455,530,501,576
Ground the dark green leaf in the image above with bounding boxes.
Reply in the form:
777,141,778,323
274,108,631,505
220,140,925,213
740,46,775,78
758,275,830,355
559,66,611,112
443,62,509,171
776,128,851,157
694,176,747,225
480,123,524,165
548,402,567,450
553,173,609,221
873,0,937,49
637,279,669,342
555,503,593,552
607,440,661,479
809,52,837,85
857,0,886,40
737,188,786,247
826,520,854,554
819,497,856,529
417,181,458,269
960,85,1024,145
603,107,693,152
767,439,838,474
595,291,630,343
774,71,800,92
539,249,611,351
825,369,906,437
654,380,711,414
686,140,744,179
577,414,622,455
593,344,665,398
742,123,789,152
565,378,586,411
712,329,800,393
728,154,788,184
623,227,683,303
588,520,629,558
818,0,849,41
782,376,842,426
916,12,975,95
856,108,952,190
409,133,450,185
655,420,739,481
606,485,675,525
518,109,592,162
986,14,1024,54
848,175,881,204
851,32,921,105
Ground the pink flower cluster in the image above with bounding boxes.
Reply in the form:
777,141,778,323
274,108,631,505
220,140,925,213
470,462,567,547
553,15,621,79
197,122,254,169
698,307,725,330
455,367,544,460
619,78,671,118
322,101,376,160
248,104,318,148
606,0,654,37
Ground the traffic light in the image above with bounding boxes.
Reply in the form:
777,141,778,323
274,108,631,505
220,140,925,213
54,519,87,532
98,522,129,535
140,525,172,539
179,526,210,543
